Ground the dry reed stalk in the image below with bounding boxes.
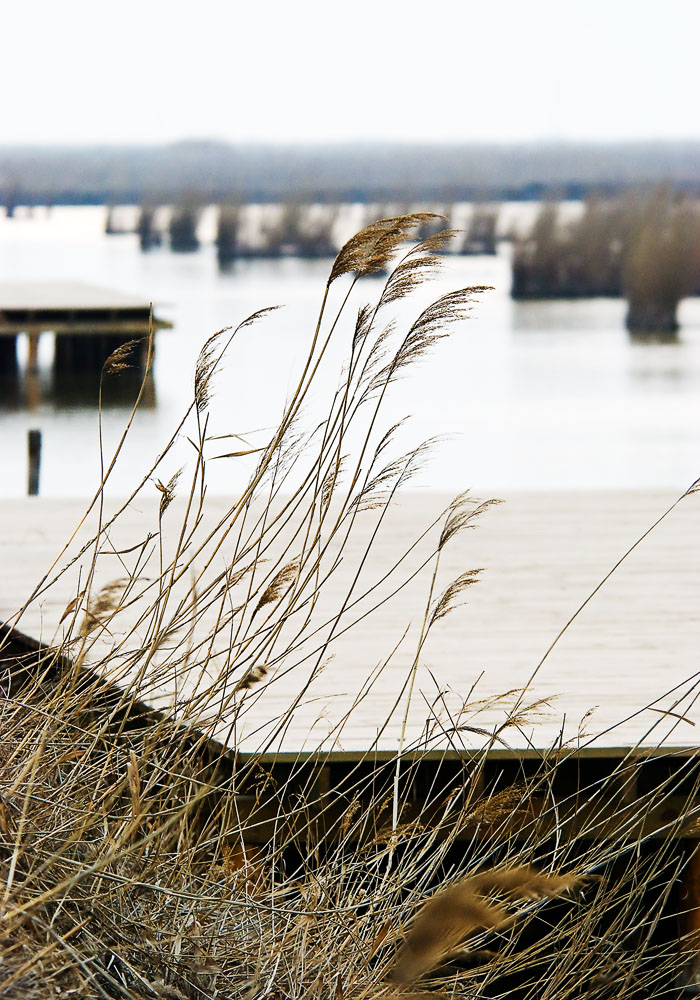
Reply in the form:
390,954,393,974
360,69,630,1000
0,215,698,998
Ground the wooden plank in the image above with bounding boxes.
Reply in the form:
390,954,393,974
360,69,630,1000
0,491,698,754
0,281,154,312
0,281,171,335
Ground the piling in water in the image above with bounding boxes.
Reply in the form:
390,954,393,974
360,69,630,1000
463,204,498,255
27,429,41,496
215,204,239,267
0,335,18,372
168,204,201,253
137,205,162,251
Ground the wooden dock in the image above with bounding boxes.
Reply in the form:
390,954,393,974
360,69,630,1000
0,281,170,371
4,489,700,988
1,490,698,756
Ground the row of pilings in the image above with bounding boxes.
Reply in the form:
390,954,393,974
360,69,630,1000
92,188,700,336
105,201,500,262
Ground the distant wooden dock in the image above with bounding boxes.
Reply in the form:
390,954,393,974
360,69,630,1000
0,281,171,371
1,490,698,755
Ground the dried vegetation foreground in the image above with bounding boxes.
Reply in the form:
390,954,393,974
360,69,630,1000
1,216,700,998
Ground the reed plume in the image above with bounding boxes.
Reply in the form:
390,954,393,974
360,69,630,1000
0,214,698,999
392,867,579,982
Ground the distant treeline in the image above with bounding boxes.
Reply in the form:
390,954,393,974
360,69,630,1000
2,140,700,206
512,189,700,334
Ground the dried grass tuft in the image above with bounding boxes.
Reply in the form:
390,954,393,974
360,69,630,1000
102,338,141,376
429,569,483,627
155,468,182,518
194,327,231,413
1,215,698,999
250,557,301,620
392,867,579,983
329,214,441,283
79,577,128,636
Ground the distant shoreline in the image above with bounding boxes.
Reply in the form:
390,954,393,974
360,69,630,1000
2,139,700,206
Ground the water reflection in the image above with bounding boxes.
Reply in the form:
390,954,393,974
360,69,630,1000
0,369,156,412
514,299,685,344
512,298,627,333
627,330,680,345
627,343,697,386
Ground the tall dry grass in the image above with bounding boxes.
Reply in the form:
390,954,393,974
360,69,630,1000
1,214,700,998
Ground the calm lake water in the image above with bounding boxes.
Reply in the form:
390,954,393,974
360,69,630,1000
1,205,699,498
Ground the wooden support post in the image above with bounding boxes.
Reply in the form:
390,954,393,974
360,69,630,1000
27,429,41,496
0,334,18,372
25,370,41,410
27,333,40,372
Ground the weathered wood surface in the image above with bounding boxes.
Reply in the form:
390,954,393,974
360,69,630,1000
0,491,698,753
0,281,152,313
0,281,169,334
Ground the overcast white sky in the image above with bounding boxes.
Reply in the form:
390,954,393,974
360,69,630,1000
2,0,699,146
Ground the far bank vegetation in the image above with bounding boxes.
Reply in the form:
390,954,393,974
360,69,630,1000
512,188,700,335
